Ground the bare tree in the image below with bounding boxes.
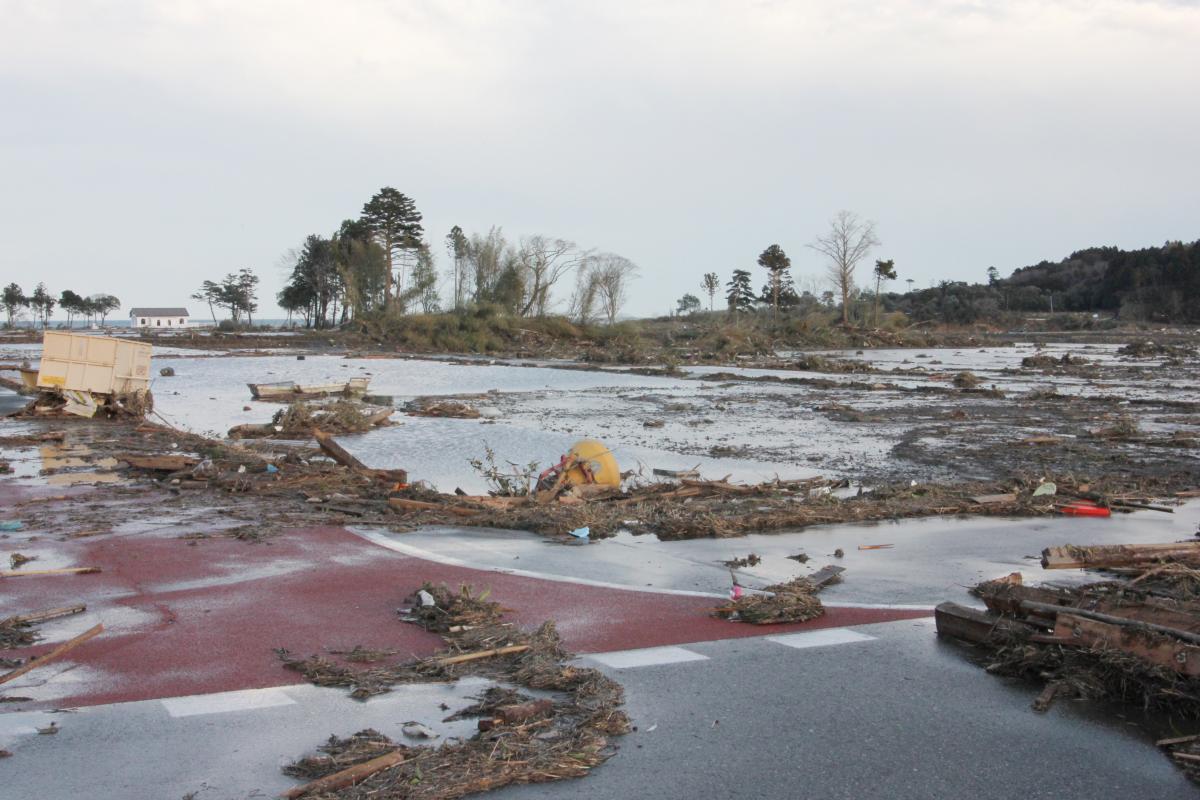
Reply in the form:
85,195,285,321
568,266,601,325
592,253,638,324
808,210,880,326
515,235,589,317
465,227,510,304
701,272,720,311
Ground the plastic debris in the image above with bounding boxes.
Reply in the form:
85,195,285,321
1033,482,1057,497
569,526,590,539
0,521,23,532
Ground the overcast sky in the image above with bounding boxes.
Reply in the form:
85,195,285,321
2,0,1198,319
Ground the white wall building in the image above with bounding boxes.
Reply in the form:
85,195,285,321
130,307,190,329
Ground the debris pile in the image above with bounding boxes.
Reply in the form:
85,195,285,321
1119,341,1197,359
228,400,393,439
936,541,1200,784
279,583,629,798
404,398,481,419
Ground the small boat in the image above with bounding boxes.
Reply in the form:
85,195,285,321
248,376,370,401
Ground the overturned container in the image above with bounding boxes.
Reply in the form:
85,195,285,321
37,332,152,395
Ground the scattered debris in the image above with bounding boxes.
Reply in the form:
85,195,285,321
159,367,176,377
714,567,844,624
0,623,103,686
722,553,761,568
281,584,629,798
404,398,481,419
7,553,35,569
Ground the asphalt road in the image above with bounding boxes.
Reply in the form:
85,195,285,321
2,618,1193,799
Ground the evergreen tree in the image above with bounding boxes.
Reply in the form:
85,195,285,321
2,283,28,328
361,187,424,308
757,244,792,319
726,270,755,314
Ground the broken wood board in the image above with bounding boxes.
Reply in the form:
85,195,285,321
971,493,1018,505
934,601,1033,644
1042,542,1200,570
807,564,846,590
281,749,406,799
120,454,199,471
1042,612,1200,676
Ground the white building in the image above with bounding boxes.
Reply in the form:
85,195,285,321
130,308,191,329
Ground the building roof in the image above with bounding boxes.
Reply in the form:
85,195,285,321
130,308,190,317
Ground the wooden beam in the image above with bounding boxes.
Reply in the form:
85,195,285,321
280,749,406,799
1020,600,1200,646
0,567,101,578
1047,613,1200,676
934,602,1031,644
1041,542,1200,570
120,454,199,471
0,623,104,685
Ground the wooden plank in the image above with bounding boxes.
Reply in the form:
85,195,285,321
934,602,1029,644
0,623,104,685
0,567,101,578
313,430,368,471
984,584,1200,634
1041,542,1200,570
971,493,1018,505
280,749,406,799
807,565,846,590
1048,613,1200,675
387,497,480,517
120,454,199,471
1021,600,1200,646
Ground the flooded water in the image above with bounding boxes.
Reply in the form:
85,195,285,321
4,340,1197,493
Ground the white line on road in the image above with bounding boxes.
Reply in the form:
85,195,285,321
349,528,934,610
767,628,877,650
588,646,710,669
160,687,297,718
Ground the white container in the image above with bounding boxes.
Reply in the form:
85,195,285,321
36,332,152,395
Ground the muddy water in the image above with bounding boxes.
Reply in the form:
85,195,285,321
5,342,1197,493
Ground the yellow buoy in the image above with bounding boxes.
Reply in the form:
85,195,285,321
564,439,620,488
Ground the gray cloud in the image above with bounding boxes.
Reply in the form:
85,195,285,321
2,0,1197,316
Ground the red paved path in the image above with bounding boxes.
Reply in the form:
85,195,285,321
1,524,928,709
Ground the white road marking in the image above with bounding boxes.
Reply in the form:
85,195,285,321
350,529,725,599
588,646,709,669
160,687,297,718
349,528,933,610
767,628,877,649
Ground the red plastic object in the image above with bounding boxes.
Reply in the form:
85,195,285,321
1059,504,1112,518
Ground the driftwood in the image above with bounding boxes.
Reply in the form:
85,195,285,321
0,623,104,686
0,567,101,578
280,749,407,799
1042,542,1200,570
432,644,530,667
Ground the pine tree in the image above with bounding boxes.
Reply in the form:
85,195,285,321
726,270,755,314
361,187,425,308
757,244,791,320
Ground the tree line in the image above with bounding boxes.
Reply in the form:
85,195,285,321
675,210,897,328
888,240,1200,325
1,282,120,329
272,187,641,329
